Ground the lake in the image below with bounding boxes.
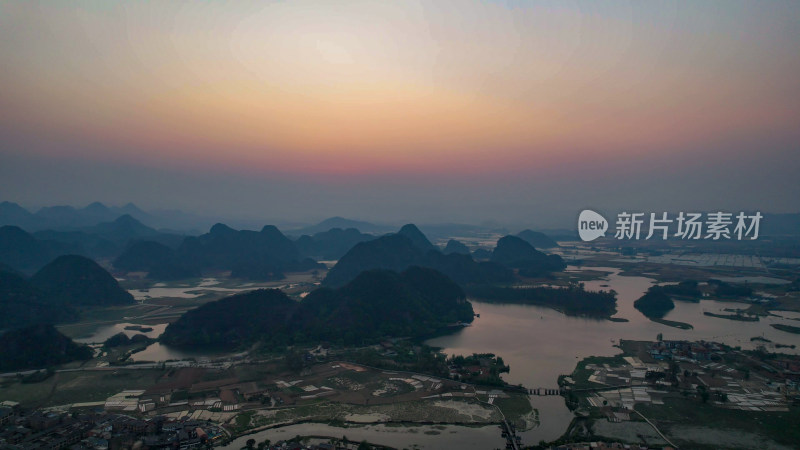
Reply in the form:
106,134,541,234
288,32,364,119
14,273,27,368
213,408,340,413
130,277,289,301
74,322,168,344
426,266,800,443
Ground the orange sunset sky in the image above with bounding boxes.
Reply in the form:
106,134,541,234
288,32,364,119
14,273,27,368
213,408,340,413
1,1,798,225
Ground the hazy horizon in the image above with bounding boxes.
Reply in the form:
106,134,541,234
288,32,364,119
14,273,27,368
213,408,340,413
2,1,799,228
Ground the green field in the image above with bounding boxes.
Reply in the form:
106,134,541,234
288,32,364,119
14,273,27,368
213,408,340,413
492,393,532,421
0,369,165,407
563,354,627,390
636,397,800,448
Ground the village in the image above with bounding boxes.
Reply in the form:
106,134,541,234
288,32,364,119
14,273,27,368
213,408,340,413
0,342,531,450
565,340,799,414
555,340,800,448
0,401,225,449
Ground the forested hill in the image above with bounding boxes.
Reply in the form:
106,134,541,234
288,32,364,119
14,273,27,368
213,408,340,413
293,227,374,260
1,254,135,330
0,270,77,330
0,324,93,371
323,233,513,287
31,255,134,306
490,235,566,277
160,266,474,349
114,223,323,280
515,229,559,249
323,225,569,288
467,284,617,318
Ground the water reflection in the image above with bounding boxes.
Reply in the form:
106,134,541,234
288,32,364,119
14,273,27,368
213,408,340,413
74,323,168,344
222,423,502,450
129,342,230,362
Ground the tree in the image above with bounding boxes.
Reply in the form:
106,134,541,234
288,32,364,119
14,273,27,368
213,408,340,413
697,385,710,403
245,438,256,449
669,361,679,376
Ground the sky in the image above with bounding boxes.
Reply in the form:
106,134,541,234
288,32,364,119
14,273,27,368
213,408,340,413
1,1,798,228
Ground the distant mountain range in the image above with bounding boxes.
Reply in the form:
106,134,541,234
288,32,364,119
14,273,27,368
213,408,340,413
0,200,259,234
0,215,183,273
288,216,394,235
416,223,510,241
0,225,81,274
114,222,323,280
160,266,474,349
1,214,324,280
294,227,375,260
33,215,184,259
5,200,800,241
1,200,571,283
0,201,154,231
323,224,569,287
322,224,567,287
118,222,564,283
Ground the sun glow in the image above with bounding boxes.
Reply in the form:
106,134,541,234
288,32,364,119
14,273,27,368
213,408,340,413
1,1,798,176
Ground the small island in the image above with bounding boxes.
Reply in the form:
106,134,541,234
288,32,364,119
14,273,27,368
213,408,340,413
771,323,800,335
466,283,617,319
633,286,693,329
123,325,154,333
704,311,759,322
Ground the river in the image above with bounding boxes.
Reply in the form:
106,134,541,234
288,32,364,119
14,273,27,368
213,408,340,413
426,266,800,443
223,423,503,449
